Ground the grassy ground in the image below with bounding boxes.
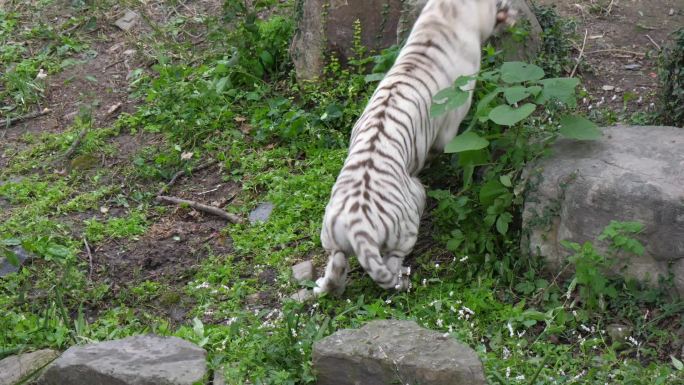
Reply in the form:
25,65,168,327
1,1,682,384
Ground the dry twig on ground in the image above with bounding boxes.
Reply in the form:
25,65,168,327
156,195,242,224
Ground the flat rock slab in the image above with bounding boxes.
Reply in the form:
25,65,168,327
114,10,140,31
292,260,314,282
0,246,34,277
313,319,485,385
248,202,275,224
523,125,684,295
0,349,59,385
38,335,206,385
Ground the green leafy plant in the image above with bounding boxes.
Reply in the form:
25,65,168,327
428,61,599,262
657,27,684,127
562,221,646,311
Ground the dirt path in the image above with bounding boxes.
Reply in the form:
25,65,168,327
537,0,683,120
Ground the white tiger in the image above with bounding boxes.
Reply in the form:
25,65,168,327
315,0,517,296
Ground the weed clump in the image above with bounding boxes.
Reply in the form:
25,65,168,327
658,28,684,127
531,4,576,77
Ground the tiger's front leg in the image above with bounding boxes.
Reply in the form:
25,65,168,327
313,250,349,297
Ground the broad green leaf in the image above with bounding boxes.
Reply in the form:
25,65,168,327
431,90,469,117
364,73,385,83
454,75,475,87
1,238,21,246
433,87,459,102
2,248,20,267
672,356,684,371
501,62,545,83
445,131,489,153
458,149,489,166
479,70,500,82
559,115,602,140
479,179,508,205
489,103,536,126
496,212,513,235
215,77,230,93
503,86,542,104
537,77,580,107
522,310,549,321
259,50,274,69
499,175,512,187
475,88,502,115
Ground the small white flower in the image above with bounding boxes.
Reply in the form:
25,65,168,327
422,278,427,286
36,68,47,79
507,322,514,337
459,256,469,262
505,367,511,378
515,375,525,381
436,318,443,327
385,298,392,304
449,291,454,297
435,263,440,268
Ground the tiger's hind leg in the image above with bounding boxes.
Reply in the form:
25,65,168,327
314,250,349,297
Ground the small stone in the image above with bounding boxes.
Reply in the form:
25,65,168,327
669,8,675,16
290,288,313,303
0,246,34,277
623,64,641,71
213,367,226,385
606,324,633,343
292,260,314,283
38,335,206,385
123,49,137,56
114,10,140,31
0,349,59,385
601,85,615,91
106,102,122,115
62,110,79,123
313,320,486,385
248,202,275,224
246,293,260,304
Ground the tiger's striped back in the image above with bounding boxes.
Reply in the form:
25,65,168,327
315,0,516,296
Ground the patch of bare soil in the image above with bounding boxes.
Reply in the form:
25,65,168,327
537,0,684,117
1,20,145,170
94,165,239,287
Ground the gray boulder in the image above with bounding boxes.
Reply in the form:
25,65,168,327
292,260,314,283
291,0,542,82
522,126,684,295
0,349,59,385
0,246,34,277
38,335,206,385
313,319,485,385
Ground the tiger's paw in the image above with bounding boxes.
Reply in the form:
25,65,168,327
394,266,412,292
313,277,346,297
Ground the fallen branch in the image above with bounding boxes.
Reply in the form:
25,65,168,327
83,237,94,281
62,128,89,160
645,34,661,51
2,108,51,128
585,48,646,57
570,29,588,78
156,195,242,224
157,159,218,196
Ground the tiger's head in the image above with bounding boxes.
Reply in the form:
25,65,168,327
495,0,518,30
475,0,519,42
